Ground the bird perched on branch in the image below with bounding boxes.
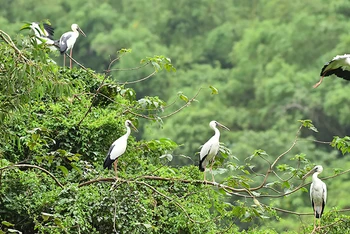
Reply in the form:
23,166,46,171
29,22,55,44
58,24,86,69
313,54,350,88
302,165,327,230
21,22,58,50
199,120,230,182
103,120,138,179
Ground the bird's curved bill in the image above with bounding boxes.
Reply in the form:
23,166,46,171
78,27,86,37
217,122,230,131
130,123,138,132
302,168,315,180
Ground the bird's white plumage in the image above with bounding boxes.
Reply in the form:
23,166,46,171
199,120,229,175
59,24,85,54
314,54,350,88
58,24,86,69
304,165,327,219
199,121,221,170
324,54,350,72
29,22,55,46
103,120,137,170
108,132,129,161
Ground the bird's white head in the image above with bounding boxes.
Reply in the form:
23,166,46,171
71,24,86,37
302,165,323,179
125,120,138,132
209,120,230,131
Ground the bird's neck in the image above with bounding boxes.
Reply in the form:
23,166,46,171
213,128,220,139
312,172,320,181
125,127,131,137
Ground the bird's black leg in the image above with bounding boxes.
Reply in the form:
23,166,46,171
63,54,66,69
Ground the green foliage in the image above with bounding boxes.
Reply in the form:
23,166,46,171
331,136,350,155
2,1,350,233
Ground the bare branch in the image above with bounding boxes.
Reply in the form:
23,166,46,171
160,87,202,119
106,62,150,73
249,124,302,191
120,70,157,85
0,30,29,62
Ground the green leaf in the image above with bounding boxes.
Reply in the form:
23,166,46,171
2,221,14,227
331,136,350,155
209,85,218,95
300,187,308,193
177,92,189,102
298,119,318,132
142,223,152,229
57,165,69,176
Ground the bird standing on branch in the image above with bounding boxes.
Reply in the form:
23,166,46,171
199,120,230,182
58,23,86,69
303,165,327,231
103,120,138,179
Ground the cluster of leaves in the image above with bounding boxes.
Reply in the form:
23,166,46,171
0,31,259,234
3,1,350,232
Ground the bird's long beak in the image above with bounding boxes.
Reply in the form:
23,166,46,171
130,123,138,132
302,168,315,180
217,122,230,131
77,27,86,37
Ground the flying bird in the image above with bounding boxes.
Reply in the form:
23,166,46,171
313,54,350,88
58,24,86,69
302,165,327,230
103,120,138,179
199,120,230,182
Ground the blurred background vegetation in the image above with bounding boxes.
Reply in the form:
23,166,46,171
2,0,350,233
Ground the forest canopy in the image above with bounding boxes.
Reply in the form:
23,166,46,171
1,0,350,233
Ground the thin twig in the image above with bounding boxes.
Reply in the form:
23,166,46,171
136,181,197,223
0,164,64,188
106,62,150,73
160,87,202,119
0,30,29,62
120,71,157,85
249,124,302,191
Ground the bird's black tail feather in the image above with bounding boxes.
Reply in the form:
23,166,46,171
103,156,114,169
199,155,206,172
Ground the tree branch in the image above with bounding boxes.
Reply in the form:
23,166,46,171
0,164,64,188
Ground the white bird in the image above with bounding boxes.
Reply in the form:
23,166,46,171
313,54,350,88
302,165,327,230
58,24,86,69
28,22,57,48
103,120,138,178
199,120,230,182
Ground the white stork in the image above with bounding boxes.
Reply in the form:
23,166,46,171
199,120,230,182
58,24,86,69
28,22,58,49
313,54,350,88
302,165,327,230
103,120,138,179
